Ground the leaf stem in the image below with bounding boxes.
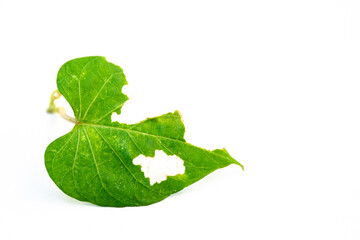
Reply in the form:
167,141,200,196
47,90,78,124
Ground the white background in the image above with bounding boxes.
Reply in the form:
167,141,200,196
1,0,360,239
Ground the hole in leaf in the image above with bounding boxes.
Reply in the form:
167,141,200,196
133,150,185,185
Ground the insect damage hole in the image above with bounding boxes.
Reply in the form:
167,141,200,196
133,150,185,185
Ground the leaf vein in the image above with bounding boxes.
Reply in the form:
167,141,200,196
50,132,75,174
72,129,87,200
78,57,99,119
81,73,115,120
81,123,243,169
82,127,122,205
93,127,163,195
92,102,126,124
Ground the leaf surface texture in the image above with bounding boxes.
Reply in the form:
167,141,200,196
45,56,243,207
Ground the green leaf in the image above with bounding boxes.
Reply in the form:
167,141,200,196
45,56,243,207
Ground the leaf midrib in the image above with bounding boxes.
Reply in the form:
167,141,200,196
78,122,243,169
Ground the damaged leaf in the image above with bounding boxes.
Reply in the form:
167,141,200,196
45,56,243,207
